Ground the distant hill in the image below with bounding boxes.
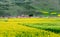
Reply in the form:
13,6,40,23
0,0,60,17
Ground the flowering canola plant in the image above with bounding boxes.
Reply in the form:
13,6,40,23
0,18,60,37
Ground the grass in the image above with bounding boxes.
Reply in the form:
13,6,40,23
0,18,60,37
21,23,60,34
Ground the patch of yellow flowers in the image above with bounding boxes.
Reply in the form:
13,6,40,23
0,18,60,37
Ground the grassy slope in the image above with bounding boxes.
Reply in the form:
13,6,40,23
0,18,60,37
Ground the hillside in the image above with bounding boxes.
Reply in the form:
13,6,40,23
0,0,60,17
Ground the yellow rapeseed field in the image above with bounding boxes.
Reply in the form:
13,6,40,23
0,18,60,37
